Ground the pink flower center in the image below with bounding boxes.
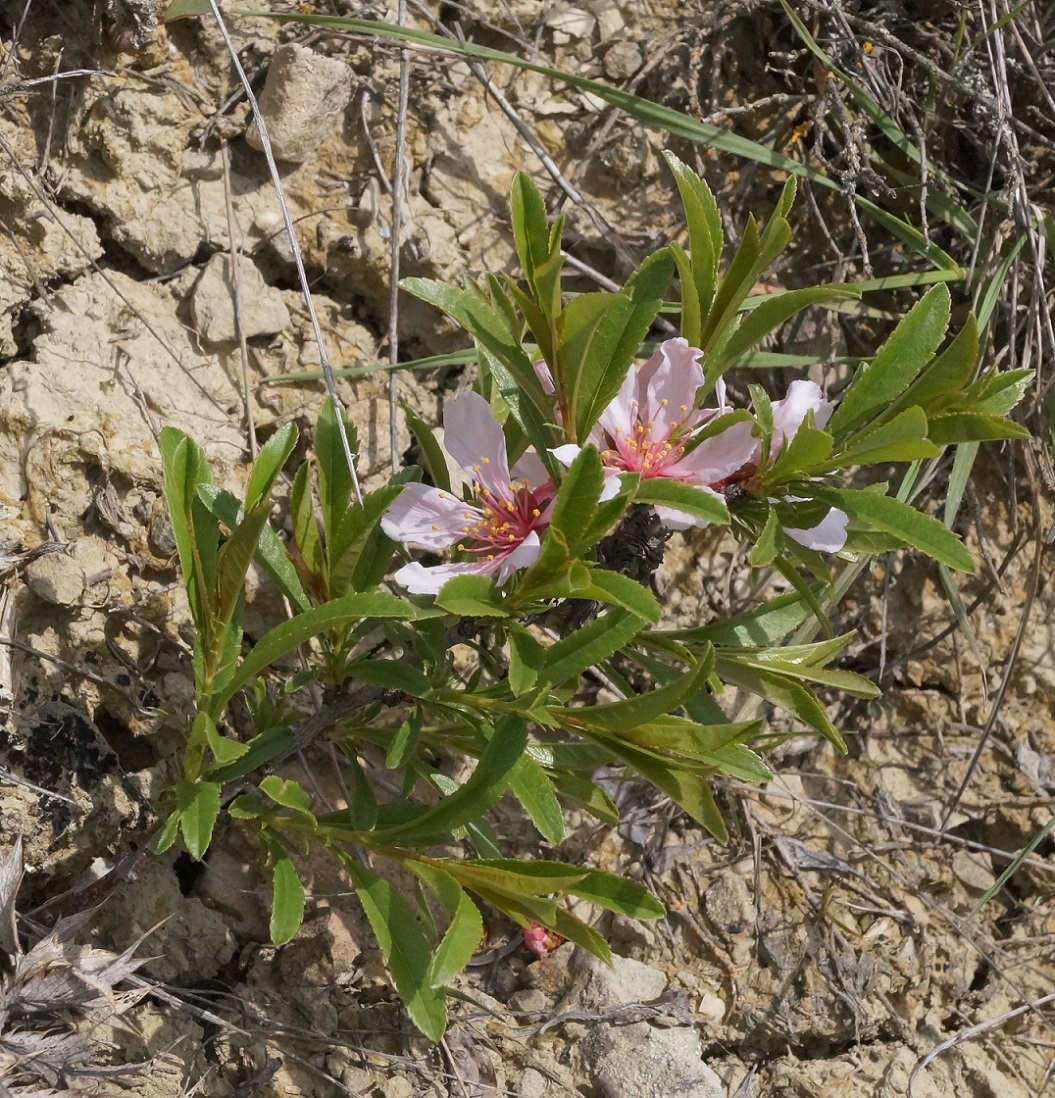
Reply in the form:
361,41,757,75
603,398,690,477
456,480,550,561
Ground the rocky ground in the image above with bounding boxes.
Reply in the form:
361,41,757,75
1,1,1054,1095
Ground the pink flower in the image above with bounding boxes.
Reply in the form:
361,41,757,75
551,339,757,530
381,392,554,594
522,922,561,956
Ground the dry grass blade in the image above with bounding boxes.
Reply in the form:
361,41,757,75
0,838,154,1094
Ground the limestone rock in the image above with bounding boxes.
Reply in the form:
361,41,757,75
246,43,355,163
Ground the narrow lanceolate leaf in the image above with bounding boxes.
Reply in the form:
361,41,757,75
540,610,642,685
708,284,860,374
633,479,729,525
823,407,938,470
816,487,975,573
216,592,443,711
714,654,846,751
664,151,723,329
375,717,528,843
435,573,509,617
428,890,484,988
245,421,298,514
509,756,565,845
827,284,951,440
565,653,713,731
337,853,448,1040
574,568,661,622
268,843,306,946
569,870,665,919
570,251,673,440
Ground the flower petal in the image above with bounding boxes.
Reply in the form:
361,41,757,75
511,449,549,489
771,379,833,448
381,482,471,549
635,338,705,436
442,392,513,499
492,530,542,584
669,420,758,485
785,507,848,553
393,559,493,595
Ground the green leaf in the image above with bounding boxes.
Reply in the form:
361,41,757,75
376,716,528,842
346,658,432,697
268,843,306,946
664,151,722,329
825,407,938,468
750,506,782,567
568,251,674,439
710,284,860,374
565,652,713,731
205,725,293,783
152,811,181,855
428,891,484,988
540,610,642,685
633,479,729,525
827,284,951,440
259,775,317,822
509,756,566,845
435,574,509,617
676,590,813,645
575,568,661,623
215,592,442,712
403,406,452,494
570,870,665,919
290,462,323,584
559,292,634,440
547,445,605,548
337,853,448,1040
713,654,845,751
401,278,551,423
316,398,358,550
511,172,562,326
245,422,298,513
596,736,729,839
816,487,975,573
926,412,1030,445
158,428,217,630
176,778,221,861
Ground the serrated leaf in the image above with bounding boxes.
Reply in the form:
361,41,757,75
259,775,317,821
176,779,221,860
816,487,975,573
633,478,729,524
429,891,484,988
825,406,938,468
713,655,845,751
215,592,442,712
338,853,448,1040
245,422,298,513
926,411,1030,445
574,568,661,622
509,756,565,844
570,870,666,919
540,610,642,684
435,573,509,617
827,284,951,440
376,716,527,842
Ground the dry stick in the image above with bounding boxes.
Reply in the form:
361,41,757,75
388,0,411,475
220,138,258,461
909,991,1055,1097
938,455,1043,832
205,0,363,505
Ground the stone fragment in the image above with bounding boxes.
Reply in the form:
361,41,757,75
590,1025,724,1098
603,41,643,80
190,253,291,344
245,43,355,163
24,552,87,606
